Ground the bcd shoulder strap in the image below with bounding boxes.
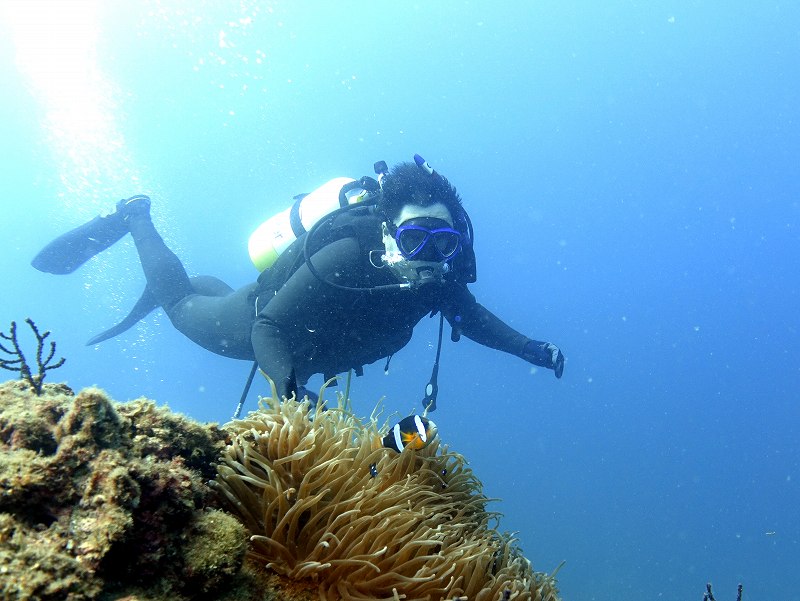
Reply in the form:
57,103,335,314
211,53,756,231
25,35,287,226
253,206,383,311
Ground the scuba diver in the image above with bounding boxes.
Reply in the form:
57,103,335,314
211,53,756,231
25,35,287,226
32,155,565,409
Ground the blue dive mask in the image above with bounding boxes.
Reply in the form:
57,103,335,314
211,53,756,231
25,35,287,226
390,217,462,262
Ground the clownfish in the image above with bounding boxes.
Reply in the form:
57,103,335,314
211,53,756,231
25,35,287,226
381,415,437,452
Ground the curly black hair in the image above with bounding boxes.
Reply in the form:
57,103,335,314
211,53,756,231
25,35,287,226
378,161,463,223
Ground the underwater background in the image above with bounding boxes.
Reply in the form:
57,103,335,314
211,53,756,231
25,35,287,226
1,2,797,600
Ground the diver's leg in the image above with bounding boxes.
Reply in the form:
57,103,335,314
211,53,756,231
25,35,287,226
86,275,236,346
125,201,254,358
166,284,257,359
124,201,194,311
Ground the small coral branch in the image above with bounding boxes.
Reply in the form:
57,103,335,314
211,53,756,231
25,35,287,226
703,582,743,601
0,318,66,395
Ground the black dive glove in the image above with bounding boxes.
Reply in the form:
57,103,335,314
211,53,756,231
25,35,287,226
522,341,565,378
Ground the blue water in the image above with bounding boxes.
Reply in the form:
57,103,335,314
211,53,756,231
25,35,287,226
1,3,797,600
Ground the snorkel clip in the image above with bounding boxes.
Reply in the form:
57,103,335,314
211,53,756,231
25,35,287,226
374,160,389,189
414,153,435,176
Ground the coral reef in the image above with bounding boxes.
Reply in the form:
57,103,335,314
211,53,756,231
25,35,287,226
1,378,562,600
0,379,262,601
214,381,562,601
704,582,743,601
0,318,66,395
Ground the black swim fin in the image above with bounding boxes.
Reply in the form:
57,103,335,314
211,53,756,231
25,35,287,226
85,283,158,345
86,275,236,345
31,213,129,275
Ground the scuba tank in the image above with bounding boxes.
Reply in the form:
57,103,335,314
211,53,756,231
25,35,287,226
248,177,373,271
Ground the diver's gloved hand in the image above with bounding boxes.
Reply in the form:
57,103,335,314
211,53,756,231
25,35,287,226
522,340,565,379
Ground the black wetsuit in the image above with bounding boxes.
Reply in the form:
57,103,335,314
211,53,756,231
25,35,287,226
127,210,533,400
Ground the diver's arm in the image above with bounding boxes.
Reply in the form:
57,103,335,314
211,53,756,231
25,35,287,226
442,284,565,378
250,237,364,399
443,284,529,354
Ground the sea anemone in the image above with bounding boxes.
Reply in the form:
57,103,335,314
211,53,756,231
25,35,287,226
213,382,561,601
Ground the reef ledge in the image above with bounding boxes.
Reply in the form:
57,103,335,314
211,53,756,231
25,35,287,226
0,379,560,601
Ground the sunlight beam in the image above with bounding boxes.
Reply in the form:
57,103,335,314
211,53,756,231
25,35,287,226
2,0,138,204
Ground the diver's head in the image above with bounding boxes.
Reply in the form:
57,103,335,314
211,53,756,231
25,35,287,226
378,161,465,284
379,160,464,221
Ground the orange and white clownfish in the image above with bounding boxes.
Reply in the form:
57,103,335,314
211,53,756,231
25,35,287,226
382,415,437,452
